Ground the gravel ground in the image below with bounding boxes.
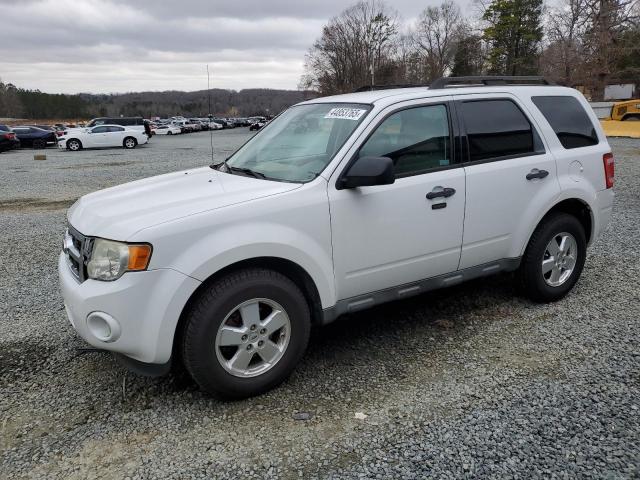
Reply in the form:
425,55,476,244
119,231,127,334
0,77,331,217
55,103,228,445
0,133,638,479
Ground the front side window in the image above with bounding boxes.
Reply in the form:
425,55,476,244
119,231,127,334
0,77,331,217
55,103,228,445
532,96,599,149
358,104,451,177
226,103,371,182
459,99,543,162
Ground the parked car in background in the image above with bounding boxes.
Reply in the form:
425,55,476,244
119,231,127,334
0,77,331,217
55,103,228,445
155,125,181,135
11,126,57,148
0,124,11,132
208,121,223,130
249,120,266,131
79,117,152,137
58,125,148,151
0,130,20,152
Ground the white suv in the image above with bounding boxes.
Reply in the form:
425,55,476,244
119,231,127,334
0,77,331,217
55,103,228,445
59,77,614,398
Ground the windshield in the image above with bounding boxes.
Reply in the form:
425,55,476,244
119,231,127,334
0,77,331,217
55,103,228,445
225,103,371,182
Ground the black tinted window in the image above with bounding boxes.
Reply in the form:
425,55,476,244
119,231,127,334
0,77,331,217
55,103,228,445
460,99,543,161
92,126,109,133
359,104,451,177
107,126,124,132
532,96,598,149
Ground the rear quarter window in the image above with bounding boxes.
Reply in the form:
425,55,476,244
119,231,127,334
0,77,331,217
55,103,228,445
531,96,598,149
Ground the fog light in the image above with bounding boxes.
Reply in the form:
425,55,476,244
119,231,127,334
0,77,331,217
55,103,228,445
86,312,121,343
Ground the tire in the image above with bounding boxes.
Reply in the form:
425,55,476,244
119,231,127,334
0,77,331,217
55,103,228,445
67,139,82,151
518,213,586,303
33,139,46,149
123,137,137,149
181,268,311,399
622,114,640,121
167,131,172,135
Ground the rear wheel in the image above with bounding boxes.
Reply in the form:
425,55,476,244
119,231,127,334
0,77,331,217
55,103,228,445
67,139,82,151
622,114,640,121
167,131,172,135
518,213,586,303
181,268,311,398
123,137,137,149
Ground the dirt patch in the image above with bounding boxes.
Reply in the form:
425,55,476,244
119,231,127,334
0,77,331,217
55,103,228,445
0,197,76,212
56,161,133,170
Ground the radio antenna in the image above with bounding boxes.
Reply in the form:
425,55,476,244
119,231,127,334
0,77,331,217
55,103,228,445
207,64,214,165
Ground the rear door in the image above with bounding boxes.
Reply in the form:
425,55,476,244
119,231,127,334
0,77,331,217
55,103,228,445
454,93,560,269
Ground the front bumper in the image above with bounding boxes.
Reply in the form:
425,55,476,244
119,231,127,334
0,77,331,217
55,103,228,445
58,252,201,364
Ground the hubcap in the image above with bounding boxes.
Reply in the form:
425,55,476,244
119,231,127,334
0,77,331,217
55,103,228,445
125,139,134,147
214,298,290,378
542,232,578,287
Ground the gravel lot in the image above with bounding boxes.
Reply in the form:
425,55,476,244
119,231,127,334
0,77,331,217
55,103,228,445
1,132,638,479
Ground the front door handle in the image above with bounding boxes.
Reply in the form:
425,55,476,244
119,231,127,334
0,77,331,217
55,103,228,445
426,187,456,200
526,169,549,180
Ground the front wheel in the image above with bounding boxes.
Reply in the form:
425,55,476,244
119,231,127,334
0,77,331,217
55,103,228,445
167,131,172,135
181,268,311,398
67,139,82,151
123,137,137,149
518,213,586,303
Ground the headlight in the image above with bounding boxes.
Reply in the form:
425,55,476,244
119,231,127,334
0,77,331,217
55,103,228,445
87,238,152,281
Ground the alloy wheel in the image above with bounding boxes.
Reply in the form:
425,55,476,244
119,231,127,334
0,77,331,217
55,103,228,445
542,232,578,287
214,298,291,378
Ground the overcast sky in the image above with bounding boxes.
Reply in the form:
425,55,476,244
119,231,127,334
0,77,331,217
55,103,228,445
0,0,474,94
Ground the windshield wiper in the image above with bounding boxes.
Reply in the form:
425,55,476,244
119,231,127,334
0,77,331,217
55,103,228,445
210,161,266,179
228,166,267,179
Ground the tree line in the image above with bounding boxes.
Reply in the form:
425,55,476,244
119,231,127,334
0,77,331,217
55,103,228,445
300,0,640,101
0,82,311,120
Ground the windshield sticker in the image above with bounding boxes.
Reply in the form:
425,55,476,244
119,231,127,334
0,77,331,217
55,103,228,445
324,108,367,121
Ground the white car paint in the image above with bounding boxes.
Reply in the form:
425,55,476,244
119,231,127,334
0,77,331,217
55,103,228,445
58,125,148,150
155,125,181,135
60,84,614,367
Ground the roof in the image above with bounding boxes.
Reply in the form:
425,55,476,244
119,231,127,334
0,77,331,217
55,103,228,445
298,85,579,109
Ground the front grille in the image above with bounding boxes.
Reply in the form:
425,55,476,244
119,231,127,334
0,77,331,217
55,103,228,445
64,226,92,282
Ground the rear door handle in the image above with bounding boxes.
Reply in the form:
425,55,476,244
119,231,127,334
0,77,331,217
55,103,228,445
426,187,456,200
526,169,549,180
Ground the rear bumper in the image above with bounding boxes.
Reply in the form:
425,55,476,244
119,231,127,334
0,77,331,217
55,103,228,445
592,188,614,243
59,252,201,364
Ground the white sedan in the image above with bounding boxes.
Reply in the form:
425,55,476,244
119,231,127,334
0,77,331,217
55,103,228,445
58,125,149,151
155,125,182,135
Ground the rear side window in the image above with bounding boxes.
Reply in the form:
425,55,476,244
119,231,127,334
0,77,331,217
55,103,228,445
92,126,109,133
459,99,543,162
532,96,599,149
358,104,451,177
107,126,124,132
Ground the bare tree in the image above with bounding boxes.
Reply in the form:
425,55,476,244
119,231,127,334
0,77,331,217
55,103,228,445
414,1,462,81
581,0,639,100
541,0,588,85
301,0,400,94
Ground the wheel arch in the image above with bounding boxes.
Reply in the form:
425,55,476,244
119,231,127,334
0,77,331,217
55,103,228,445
66,138,82,149
172,256,324,361
523,198,594,256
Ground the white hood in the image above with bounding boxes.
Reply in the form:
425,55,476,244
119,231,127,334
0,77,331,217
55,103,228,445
67,167,300,240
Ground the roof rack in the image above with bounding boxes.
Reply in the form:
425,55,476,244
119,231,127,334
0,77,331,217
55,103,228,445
354,84,429,92
429,76,555,89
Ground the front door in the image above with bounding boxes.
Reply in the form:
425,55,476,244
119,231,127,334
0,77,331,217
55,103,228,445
328,100,466,300
88,126,110,147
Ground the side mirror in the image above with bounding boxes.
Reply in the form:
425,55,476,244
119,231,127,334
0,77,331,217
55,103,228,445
337,156,395,190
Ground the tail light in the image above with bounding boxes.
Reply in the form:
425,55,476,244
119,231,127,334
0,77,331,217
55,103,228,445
603,153,614,189
3,132,15,140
